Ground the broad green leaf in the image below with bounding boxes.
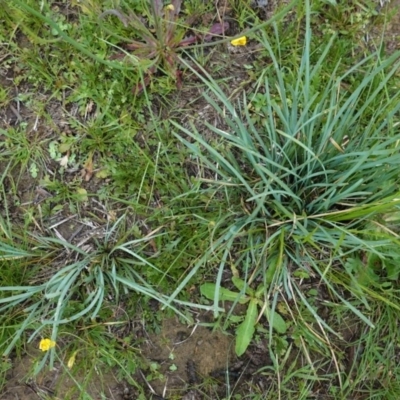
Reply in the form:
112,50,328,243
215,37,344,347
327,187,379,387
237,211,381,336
232,277,254,296
264,307,287,334
255,284,266,299
232,277,246,291
200,283,248,304
235,299,258,356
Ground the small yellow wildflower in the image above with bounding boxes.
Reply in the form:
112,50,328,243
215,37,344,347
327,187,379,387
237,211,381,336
230,36,247,46
39,338,56,352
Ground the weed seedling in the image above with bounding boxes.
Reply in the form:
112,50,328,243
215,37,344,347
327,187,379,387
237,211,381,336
201,276,287,356
100,0,229,92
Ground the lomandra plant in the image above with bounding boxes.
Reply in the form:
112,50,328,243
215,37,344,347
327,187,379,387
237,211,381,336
100,0,228,92
0,215,201,373
168,1,400,356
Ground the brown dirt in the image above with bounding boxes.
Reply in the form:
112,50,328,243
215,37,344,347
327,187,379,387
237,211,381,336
138,316,235,398
1,345,123,400
368,0,400,53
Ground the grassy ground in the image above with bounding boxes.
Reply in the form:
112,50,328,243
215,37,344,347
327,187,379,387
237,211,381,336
1,0,400,399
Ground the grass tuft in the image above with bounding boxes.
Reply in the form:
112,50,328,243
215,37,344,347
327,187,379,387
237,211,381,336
170,1,400,359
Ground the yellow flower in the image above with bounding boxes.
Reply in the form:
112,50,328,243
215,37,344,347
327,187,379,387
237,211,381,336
230,36,247,46
39,338,56,352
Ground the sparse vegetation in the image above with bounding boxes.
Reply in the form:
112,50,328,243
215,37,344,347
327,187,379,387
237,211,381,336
1,0,400,399
99,0,229,92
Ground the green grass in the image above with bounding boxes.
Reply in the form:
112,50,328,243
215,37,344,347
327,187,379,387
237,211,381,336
1,0,400,398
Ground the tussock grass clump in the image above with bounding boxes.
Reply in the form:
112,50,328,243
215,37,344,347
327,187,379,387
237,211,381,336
169,2,400,357
0,215,192,372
